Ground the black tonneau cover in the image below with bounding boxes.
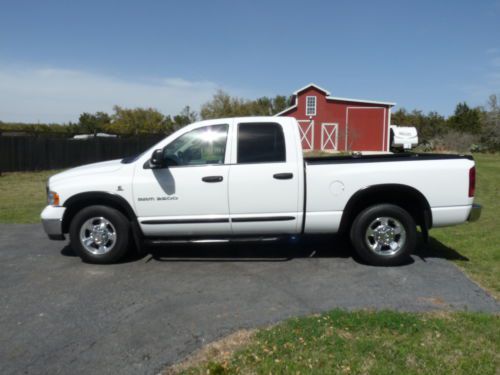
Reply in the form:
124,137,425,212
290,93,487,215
304,152,473,165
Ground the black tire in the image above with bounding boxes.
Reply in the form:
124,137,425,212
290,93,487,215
350,204,416,266
69,205,130,264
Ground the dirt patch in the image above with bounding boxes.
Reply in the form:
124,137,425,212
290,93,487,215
163,329,256,374
417,296,448,307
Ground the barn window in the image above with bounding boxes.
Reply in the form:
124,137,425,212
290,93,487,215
306,96,316,116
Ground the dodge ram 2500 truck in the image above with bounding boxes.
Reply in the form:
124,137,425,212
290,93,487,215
41,117,481,266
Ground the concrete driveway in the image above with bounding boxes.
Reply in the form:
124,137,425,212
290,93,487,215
0,224,498,375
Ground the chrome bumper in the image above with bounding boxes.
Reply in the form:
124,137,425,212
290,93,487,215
468,204,482,222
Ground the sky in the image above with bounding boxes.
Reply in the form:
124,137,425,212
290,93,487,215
1,0,499,123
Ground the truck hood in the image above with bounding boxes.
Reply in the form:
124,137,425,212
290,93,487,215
49,159,124,185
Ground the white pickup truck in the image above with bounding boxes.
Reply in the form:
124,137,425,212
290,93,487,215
41,117,481,266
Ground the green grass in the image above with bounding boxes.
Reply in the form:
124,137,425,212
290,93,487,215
175,310,499,375
429,154,500,299
0,170,57,224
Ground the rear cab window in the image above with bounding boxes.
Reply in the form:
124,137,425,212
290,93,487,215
237,123,286,164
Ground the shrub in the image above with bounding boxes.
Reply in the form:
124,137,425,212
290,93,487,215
427,131,479,153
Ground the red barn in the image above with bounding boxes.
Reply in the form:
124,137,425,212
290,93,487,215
277,83,395,152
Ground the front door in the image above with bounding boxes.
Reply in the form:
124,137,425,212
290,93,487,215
228,121,300,234
133,123,231,236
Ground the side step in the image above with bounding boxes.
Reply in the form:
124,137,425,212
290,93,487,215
144,236,287,246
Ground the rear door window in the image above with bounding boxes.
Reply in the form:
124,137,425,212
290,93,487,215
237,123,286,164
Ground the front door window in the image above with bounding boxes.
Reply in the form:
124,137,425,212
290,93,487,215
164,124,228,166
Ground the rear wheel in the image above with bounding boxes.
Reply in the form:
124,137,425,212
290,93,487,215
350,204,416,266
69,205,130,264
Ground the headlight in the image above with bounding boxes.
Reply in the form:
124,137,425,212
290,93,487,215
47,191,60,206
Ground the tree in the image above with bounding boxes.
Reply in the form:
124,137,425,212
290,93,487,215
78,112,111,135
173,106,198,129
448,102,482,134
480,94,500,151
271,95,290,114
107,106,170,135
200,90,291,119
391,108,447,143
485,94,499,128
200,90,247,119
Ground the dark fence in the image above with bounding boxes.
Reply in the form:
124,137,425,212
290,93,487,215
0,135,165,172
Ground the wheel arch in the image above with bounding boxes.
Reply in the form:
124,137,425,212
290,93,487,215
338,184,432,237
62,192,138,234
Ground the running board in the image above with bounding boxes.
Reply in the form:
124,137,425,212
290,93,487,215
144,236,283,246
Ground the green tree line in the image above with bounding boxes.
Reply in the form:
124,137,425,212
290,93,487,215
1,91,498,151
392,94,499,152
0,91,289,137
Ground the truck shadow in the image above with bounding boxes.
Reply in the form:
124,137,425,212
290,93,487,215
145,234,469,265
60,234,469,265
415,236,469,262
146,235,350,263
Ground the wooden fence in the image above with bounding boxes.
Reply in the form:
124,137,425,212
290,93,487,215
0,135,165,172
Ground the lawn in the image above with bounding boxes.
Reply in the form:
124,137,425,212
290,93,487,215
429,153,500,299
0,170,57,224
171,310,499,375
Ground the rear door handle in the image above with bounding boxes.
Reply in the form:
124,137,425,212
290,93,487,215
273,173,293,180
202,176,223,183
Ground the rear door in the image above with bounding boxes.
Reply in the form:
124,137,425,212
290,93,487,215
228,121,301,234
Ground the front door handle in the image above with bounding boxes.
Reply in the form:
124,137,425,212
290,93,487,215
202,176,223,183
273,173,293,180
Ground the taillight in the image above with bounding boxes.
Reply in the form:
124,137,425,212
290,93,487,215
469,166,476,197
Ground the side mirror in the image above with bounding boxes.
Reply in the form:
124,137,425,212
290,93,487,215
149,149,165,168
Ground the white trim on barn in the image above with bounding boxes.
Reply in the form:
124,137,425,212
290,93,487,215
297,119,314,151
326,96,395,106
386,107,392,152
321,123,338,151
293,83,331,96
275,103,298,116
305,96,317,116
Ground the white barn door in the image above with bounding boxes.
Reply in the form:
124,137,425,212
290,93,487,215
297,120,314,151
321,123,338,151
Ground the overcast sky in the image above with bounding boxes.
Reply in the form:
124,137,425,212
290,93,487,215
1,0,499,123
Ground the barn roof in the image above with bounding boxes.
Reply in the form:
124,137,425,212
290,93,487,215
275,83,395,116
293,83,331,96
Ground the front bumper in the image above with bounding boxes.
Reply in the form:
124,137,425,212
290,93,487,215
468,203,482,222
41,206,66,240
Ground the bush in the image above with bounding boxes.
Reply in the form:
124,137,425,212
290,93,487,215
425,131,479,153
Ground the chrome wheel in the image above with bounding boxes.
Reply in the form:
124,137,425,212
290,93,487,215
79,217,117,255
365,216,406,256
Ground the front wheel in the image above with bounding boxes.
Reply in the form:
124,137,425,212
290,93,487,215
350,204,416,266
69,205,130,264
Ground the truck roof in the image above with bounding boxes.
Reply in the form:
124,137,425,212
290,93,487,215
192,116,294,126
